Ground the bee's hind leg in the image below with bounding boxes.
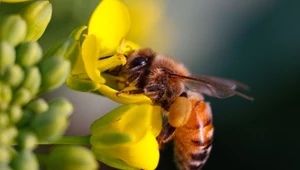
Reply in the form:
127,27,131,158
157,123,176,149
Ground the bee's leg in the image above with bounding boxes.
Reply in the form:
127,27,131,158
127,89,145,94
168,92,192,127
117,85,165,97
157,123,176,149
116,88,145,96
102,73,127,89
127,71,142,84
144,85,165,102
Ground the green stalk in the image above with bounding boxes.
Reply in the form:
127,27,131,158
38,135,91,145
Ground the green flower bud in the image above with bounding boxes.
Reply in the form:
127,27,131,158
0,146,16,165
43,40,72,59
66,26,86,68
10,150,38,170
16,110,32,127
31,107,69,141
39,56,71,94
47,146,98,170
26,98,48,114
48,98,73,117
8,105,22,125
0,41,16,75
0,15,27,46
66,75,100,92
43,26,86,70
0,164,12,170
0,83,12,111
0,103,8,112
0,146,11,164
0,126,18,145
0,113,9,128
17,130,37,150
16,41,42,67
12,88,31,106
21,67,41,96
0,83,12,102
20,1,52,41
2,65,24,88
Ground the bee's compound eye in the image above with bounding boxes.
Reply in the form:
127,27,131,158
130,56,147,68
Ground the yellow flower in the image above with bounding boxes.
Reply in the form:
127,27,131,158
81,0,134,84
67,0,153,104
90,104,162,170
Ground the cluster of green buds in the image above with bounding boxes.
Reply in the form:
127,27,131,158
0,1,98,170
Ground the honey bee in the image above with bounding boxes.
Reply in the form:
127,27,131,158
108,48,252,170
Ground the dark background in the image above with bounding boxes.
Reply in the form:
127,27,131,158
1,0,300,170
158,1,300,170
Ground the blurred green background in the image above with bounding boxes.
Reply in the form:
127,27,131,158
1,0,300,170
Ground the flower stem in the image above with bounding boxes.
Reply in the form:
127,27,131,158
39,135,91,145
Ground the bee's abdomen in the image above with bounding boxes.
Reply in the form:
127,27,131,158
174,100,213,170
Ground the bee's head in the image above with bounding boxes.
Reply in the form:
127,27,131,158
126,48,155,71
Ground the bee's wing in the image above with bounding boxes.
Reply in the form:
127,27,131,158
169,74,253,100
198,76,250,90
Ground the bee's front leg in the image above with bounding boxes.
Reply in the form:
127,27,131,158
116,88,145,96
116,85,165,97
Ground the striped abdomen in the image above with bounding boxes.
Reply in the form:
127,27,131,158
174,98,213,170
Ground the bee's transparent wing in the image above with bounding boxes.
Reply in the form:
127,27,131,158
169,74,253,100
198,76,250,90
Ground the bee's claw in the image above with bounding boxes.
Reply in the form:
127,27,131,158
116,91,122,96
116,90,128,97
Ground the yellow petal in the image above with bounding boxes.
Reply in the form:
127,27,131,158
81,34,105,83
117,39,140,55
89,0,130,57
150,105,163,137
125,0,162,41
117,131,159,170
124,0,172,51
92,131,159,170
96,131,159,170
96,54,126,72
117,104,161,139
90,104,161,138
